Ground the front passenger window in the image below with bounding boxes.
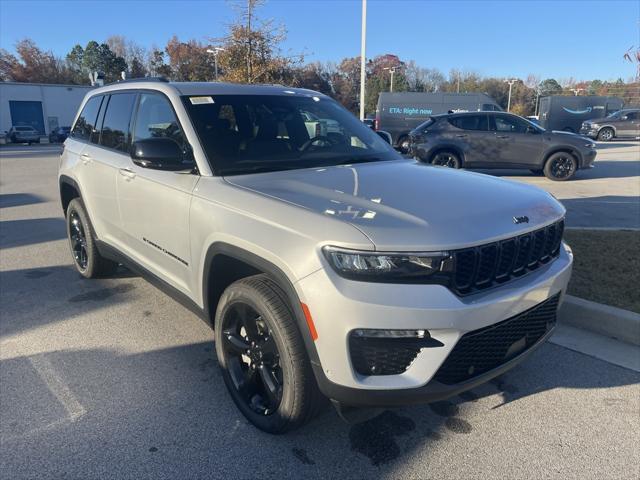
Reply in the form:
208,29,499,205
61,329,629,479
100,93,137,152
134,94,188,149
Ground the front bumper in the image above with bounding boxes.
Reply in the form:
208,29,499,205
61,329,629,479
579,127,598,139
296,243,573,406
581,148,597,168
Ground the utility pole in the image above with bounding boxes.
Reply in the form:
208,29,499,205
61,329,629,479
505,78,517,112
359,0,367,120
457,71,461,93
383,66,396,92
206,47,225,80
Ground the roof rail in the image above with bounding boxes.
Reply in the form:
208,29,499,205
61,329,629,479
107,76,170,86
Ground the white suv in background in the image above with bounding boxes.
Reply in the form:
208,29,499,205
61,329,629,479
59,79,573,433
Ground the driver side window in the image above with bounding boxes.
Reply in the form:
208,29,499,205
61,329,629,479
494,115,528,133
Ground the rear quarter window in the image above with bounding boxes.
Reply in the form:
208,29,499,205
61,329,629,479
71,96,103,141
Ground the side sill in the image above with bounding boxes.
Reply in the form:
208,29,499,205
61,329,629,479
95,240,208,323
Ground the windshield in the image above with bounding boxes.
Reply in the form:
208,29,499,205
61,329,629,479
523,117,545,132
182,94,400,175
606,111,621,119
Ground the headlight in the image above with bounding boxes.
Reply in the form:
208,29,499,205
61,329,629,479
322,246,451,283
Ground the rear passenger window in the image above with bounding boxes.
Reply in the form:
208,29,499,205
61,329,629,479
100,93,137,152
71,96,103,141
448,115,488,131
133,93,186,148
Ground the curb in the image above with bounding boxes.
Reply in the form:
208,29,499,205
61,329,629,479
558,295,640,346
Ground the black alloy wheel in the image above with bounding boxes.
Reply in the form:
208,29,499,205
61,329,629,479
431,151,461,168
69,209,89,271
221,302,283,416
544,152,577,181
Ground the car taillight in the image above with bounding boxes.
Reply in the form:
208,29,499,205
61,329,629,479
374,116,380,131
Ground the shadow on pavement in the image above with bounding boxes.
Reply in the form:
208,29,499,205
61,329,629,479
0,193,47,208
0,338,638,478
0,217,66,249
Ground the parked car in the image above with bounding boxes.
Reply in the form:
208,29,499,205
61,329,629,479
49,126,71,143
580,108,640,141
537,95,623,133
409,111,597,181
362,117,375,129
60,79,572,433
376,92,502,152
8,125,40,144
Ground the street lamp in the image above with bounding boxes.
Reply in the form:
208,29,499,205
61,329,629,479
383,67,397,92
359,0,367,120
206,47,225,80
505,78,518,112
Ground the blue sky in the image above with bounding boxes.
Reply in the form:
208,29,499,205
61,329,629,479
0,0,638,81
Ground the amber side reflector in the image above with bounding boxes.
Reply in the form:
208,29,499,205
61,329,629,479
300,303,318,341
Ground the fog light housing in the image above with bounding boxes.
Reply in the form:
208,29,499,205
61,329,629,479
353,329,429,338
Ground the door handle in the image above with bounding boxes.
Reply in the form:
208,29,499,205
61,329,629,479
119,168,136,180
496,135,509,139
80,153,91,164
455,134,468,138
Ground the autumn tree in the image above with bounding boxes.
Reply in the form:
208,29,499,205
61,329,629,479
164,36,214,81
0,39,73,83
214,0,303,84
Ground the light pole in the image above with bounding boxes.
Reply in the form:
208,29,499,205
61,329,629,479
505,78,517,112
206,47,225,80
359,0,367,120
383,67,396,92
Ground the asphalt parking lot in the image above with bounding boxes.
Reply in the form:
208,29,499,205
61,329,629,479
1,143,639,479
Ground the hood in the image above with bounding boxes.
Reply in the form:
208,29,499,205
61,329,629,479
225,160,565,251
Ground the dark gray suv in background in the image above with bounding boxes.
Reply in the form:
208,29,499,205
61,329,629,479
580,109,640,141
409,112,597,180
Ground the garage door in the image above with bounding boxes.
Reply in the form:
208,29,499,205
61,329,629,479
9,101,46,134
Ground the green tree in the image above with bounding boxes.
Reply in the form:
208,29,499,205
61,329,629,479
538,78,563,96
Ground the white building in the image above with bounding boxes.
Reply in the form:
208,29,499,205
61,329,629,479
0,82,94,135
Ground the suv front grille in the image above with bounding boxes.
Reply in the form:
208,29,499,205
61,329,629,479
434,293,560,385
452,220,564,296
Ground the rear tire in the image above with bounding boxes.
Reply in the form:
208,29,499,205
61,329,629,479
214,274,324,433
597,127,614,142
431,150,461,169
543,152,578,181
397,136,410,154
66,198,118,278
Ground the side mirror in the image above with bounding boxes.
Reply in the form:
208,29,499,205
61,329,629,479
376,130,393,144
621,116,628,121
131,138,191,171
526,126,539,134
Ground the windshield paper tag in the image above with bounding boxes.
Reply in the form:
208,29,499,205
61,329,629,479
189,96,214,105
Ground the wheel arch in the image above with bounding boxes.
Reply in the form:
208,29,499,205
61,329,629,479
427,145,466,165
59,175,82,216
542,147,582,167
201,242,323,374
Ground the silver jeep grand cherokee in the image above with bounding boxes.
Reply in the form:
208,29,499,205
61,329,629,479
59,79,572,433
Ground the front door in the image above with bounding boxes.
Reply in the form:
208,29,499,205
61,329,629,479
618,111,639,137
116,92,198,295
490,114,545,168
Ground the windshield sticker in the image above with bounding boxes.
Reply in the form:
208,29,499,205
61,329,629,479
189,96,215,105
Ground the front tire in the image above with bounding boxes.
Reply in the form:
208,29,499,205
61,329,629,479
543,152,578,181
214,275,323,433
431,150,461,169
66,198,118,278
597,127,614,142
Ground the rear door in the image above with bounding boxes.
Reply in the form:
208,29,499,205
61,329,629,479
80,92,138,247
490,114,545,167
446,114,496,165
115,92,198,294
618,111,639,137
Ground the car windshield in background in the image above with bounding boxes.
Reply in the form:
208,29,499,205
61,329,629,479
182,94,400,175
